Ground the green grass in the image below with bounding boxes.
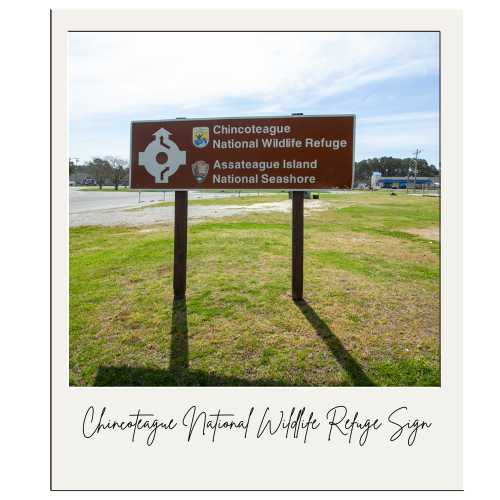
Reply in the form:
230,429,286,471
314,250,439,284
70,190,440,386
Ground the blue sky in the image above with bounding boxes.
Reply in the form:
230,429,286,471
69,32,439,166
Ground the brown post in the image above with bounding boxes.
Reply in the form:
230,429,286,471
292,191,304,301
173,191,188,300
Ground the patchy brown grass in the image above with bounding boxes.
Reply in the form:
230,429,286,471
405,226,440,241
70,191,440,387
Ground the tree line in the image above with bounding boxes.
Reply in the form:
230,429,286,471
69,157,129,190
354,157,439,185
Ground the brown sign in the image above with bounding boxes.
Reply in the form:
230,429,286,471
130,115,355,190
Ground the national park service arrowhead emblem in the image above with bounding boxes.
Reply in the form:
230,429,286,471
192,160,209,184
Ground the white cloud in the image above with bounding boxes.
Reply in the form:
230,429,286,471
356,115,439,164
358,111,439,125
69,32,438,120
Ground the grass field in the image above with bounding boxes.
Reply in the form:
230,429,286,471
69,191,440,386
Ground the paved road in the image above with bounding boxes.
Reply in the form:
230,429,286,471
69,188,242,213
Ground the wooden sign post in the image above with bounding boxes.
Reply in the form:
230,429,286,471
173,191,188,300
130,114,355,301
292,191,304,301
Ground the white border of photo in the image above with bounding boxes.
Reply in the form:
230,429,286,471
51,9,461,491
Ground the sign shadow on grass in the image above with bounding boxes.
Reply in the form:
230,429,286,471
293,300,375,386
94,298,286,386
94,298,374,386
169,298,189,374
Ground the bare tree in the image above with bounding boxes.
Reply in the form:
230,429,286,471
88,158,111,189
104,156,128,190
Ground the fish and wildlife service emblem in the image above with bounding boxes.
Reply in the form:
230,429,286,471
192,161,210,184
193,127,209,148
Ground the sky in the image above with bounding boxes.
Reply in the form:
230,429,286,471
69,32,439,166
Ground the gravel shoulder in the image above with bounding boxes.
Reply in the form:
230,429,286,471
70,199,331,227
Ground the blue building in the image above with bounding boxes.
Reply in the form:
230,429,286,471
371,172,433,189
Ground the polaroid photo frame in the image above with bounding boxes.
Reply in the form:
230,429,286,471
51,9,462,491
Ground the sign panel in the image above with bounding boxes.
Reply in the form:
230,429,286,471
130,115,355,190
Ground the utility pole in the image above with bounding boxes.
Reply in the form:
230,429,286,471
413,149,421,192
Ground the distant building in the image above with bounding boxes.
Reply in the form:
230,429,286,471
371,173,434,189
70,172,92,185
371,172,382,189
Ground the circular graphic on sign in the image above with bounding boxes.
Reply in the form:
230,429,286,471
138,128,186,184
156,152,168,164
192,161,210,184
